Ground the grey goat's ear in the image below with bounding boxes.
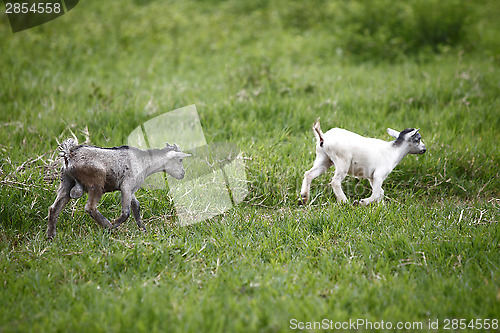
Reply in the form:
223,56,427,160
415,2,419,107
387,128,400,138
170,151,191,159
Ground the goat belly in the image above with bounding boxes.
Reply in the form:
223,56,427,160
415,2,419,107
349,164,367,178
104,169,124,192
348,160,375,178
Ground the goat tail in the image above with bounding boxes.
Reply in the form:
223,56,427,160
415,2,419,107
58,138,77,166
312,117,324,147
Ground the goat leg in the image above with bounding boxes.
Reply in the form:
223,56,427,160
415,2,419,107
300,153,332,205
330,167,349,203
359,176,385,206
85,188,113,229
112,191,131,229
131,194,146,231
47,177,73,239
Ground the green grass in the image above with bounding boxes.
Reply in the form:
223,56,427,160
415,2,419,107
1,1,499,332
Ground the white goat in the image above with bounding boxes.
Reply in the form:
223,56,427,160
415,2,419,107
300,118,426,206
47,139,190,239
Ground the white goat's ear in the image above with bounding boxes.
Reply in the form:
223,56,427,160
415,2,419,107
387,128,400,138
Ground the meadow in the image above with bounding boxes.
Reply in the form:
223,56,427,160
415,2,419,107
0,0,499,332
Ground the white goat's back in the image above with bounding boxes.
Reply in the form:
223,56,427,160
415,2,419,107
320,128,393,179
322,128,389,155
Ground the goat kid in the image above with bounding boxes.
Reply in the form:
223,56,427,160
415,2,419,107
300,118,426,206
47,139,190,239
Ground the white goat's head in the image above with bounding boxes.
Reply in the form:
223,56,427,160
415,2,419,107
387,128,427,154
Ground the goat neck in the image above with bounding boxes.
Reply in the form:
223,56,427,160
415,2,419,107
388,141,412,169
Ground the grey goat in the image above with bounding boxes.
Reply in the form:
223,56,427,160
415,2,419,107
47,139,190,239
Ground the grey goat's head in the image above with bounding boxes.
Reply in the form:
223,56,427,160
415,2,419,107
163,143,191,180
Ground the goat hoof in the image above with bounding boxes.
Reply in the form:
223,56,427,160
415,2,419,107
354,199,370,206
46,229,56,240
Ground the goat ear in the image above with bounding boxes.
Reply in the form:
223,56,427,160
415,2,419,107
407,128,420,137
170,151,191,158
387,128,400,138
165,143,181,151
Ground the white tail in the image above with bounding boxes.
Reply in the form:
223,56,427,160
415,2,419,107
312,117,324,147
